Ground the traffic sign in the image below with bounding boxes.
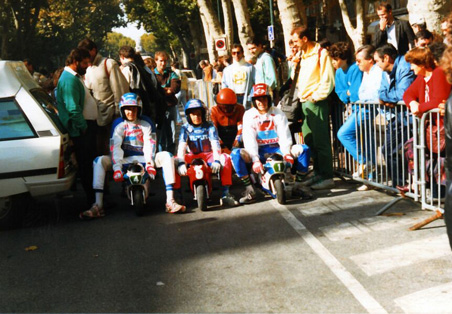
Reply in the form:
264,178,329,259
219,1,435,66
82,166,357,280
215,37,227,51
268,25,274,41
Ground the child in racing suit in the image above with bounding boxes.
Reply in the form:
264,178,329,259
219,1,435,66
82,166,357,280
210,88,245,152
80,92,185,219
177,99,238,207
231,83,312,204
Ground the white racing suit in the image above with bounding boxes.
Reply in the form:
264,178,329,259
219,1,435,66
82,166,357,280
93,115,177,192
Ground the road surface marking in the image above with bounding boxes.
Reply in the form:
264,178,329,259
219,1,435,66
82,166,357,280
320,214,423,242
350,234,450,276
271,201,387,314
394,282,452,313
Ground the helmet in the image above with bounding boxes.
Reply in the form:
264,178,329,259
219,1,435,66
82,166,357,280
184,99,207,125
250,83,272,106
216,88,237,117
216,88,237,105
119,93,142,119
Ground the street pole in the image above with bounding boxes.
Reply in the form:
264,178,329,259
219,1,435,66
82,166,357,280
217,0,222,27
269,0,274,48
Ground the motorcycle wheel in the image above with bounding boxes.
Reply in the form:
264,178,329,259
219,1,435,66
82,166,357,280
274,179,286,204
196,184,207,211
132,188,145,216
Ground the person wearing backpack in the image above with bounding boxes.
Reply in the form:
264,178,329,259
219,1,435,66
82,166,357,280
78,38,130,155
290,26,336,190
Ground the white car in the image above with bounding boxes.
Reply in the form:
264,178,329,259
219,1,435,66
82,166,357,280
180,69,197,82
0,61,76,229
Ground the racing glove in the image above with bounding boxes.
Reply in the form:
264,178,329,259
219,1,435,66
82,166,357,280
252,161,264,174
211,160,222,174
146,164,157,180
113,170,124,182
178,162,187,176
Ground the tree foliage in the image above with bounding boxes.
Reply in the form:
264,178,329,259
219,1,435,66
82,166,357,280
101,32,135,59
0,0,125,71
140,33,158,54
122,0,199,59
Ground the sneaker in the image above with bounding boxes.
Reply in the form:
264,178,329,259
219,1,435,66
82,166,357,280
353,164,375,180
311,178,335,190
166,199,186,214
291,185,314,200
239,190,257,204
79,204,105,220
220,194,239,207
357,184,374,191
298,175,321,187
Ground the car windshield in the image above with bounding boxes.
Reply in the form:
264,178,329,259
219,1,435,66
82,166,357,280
30,89,67,134
183,71,195,79
0,98,36,140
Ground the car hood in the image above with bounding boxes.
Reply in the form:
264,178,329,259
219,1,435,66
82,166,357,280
0,61,40,98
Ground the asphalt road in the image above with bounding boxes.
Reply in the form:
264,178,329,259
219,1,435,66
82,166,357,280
1,174,452,313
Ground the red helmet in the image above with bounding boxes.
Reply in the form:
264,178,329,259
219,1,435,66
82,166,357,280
216,88,237,116
216,88,237,105
250,83,272,107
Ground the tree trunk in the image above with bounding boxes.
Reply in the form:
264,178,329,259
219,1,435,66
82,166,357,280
188,21,204,68
197,0,224,63
200,12,216,63
276,0,306,55
231,0,254,58
338,0,366,51
222,0,234,50
407,0,452,34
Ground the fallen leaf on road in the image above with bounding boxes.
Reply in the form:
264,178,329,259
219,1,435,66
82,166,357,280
156,281,165,286
25,246,38,251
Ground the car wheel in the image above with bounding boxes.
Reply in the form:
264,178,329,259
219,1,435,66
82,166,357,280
0,193,30,230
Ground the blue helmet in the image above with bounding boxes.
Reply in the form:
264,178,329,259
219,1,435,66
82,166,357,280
184,99,207,125
119,92,142,119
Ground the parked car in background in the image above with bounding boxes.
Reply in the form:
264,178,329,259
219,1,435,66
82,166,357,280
180,69,197,82
180,69,198,100
0,61,76,229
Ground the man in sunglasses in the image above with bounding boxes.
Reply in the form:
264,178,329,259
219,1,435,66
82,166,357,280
222,43,255,108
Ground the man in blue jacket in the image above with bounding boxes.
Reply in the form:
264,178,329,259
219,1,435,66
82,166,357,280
374,44,415,187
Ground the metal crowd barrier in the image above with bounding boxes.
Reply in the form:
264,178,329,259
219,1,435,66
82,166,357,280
187,80,216,110
331,102,445,216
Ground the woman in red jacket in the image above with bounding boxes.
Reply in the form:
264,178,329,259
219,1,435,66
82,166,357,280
403,47,451,117
399,47,451,193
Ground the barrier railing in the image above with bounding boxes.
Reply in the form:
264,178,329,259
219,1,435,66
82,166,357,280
331,101,445,216
187,80,215,110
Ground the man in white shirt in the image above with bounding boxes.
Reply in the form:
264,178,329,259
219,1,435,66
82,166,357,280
222,44,255,108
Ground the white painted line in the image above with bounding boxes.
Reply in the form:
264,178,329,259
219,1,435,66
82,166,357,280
351,234,451,276
271,201,387,314
394,282,452,313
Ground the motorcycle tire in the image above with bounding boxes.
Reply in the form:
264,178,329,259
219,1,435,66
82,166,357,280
132,188,145,216
274,179,286,204
196,184,207,211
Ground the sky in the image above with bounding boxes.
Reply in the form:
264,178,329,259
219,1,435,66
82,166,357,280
112,22,147,44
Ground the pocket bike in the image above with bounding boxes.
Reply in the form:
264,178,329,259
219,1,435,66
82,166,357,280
123,161,150,216
186,158,213,211
258,153,287,204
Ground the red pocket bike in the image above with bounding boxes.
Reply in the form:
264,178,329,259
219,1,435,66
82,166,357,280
123,162,151,216
186,158,213,211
